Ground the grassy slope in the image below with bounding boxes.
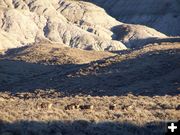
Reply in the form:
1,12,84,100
0,42,180,135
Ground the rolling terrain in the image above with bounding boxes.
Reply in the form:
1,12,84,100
0,42,180,135
0,0,180,135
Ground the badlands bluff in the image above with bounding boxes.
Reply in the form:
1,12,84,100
1,0,179,51
0,0,180,135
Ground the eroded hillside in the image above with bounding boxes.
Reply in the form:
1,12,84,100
0,1,180,135
90,0,180,36
1,0,177,52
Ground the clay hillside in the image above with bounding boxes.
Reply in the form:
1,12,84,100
0,0,179,135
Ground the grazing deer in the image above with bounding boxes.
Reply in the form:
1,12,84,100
65,103,80,110
109,104,116,110
37,102,53,110
79,104,94,110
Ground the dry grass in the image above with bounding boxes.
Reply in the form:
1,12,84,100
0,42,180,135
0,91,180,135
0,92,179,123
73,42,180,76
0,91,179,134
1,43,115,65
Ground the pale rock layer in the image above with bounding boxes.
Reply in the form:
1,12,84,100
0,0,171,51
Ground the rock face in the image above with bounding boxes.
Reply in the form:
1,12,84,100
90,0,180,36
0,0,127,51
0,0,172,51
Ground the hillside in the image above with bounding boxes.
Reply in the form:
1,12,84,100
90,0,180,36
1,43,115,65
0,42,180,135
1,0,178,51
0,0,180,135
1,42,179,96
0,0,126,51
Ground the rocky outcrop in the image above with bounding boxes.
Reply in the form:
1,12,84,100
0,0,126,51
0,0,174,52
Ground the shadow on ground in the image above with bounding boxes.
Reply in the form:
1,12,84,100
0,59,85,93
0,48,179,96
0,120,166,135
57,48,180,96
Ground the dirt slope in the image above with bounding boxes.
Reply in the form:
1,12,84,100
1,43,115,65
